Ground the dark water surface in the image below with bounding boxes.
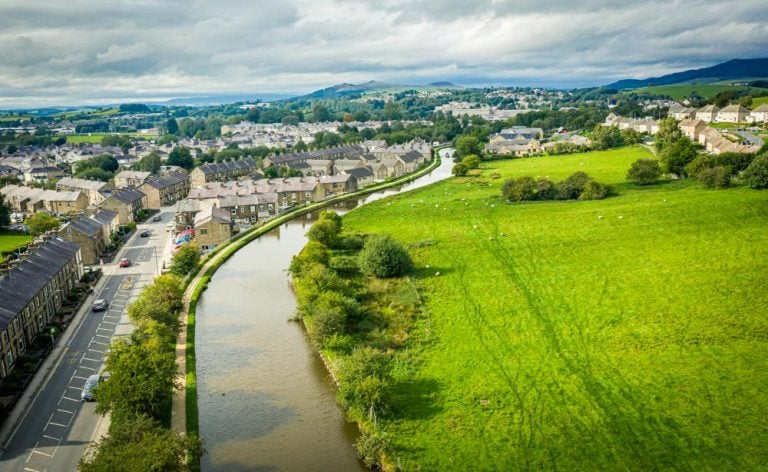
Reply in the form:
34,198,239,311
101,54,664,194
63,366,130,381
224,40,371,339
197,151,453,471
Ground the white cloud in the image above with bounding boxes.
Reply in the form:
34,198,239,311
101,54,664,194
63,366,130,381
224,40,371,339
0,0,766,106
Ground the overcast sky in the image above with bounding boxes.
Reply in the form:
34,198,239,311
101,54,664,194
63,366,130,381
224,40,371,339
1,0,767,107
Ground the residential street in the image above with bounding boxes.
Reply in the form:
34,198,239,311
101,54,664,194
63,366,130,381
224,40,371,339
0,207,176,472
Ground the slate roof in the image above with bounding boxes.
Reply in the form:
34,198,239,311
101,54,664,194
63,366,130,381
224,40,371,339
110,188,146,204
194,206,230,226
400,150,423,163
343,166,374,179
0,239,80,328
197,158,256,175
91,208,118,226
63,217,102,236
57,177,109,192
143,172,188,190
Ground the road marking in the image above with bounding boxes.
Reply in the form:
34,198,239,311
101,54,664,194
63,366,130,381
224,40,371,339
91,340,109,346
95,334,111,339
72,375,88,381
100,320,117,326
23,467,40,472
32,449,52,457
61,396,80,402
57,408,74,414
43,434,60,441
96,327,112,333
48,421,67,428
78,365,96,371
82,356,101,362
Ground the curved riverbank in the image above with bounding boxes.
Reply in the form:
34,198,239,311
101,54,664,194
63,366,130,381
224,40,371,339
177,150,449,470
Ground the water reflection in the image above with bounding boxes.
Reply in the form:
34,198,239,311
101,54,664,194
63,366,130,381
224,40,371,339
197,150,453,471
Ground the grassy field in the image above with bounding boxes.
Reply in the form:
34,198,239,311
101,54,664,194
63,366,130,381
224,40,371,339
0,234,32,254
752,95,768,108
341,147,768,470
63,132,155,144
630,84,756,100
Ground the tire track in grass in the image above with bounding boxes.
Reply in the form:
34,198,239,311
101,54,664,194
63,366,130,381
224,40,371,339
480,215,709,470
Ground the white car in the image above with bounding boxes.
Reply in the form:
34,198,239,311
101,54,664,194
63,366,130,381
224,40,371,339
81,374,101,401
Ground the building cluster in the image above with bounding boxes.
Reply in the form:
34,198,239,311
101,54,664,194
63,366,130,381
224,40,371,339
434,102,525,121
678,119,761,154
603,114,661,135
669,103,768,124
0,238,84,380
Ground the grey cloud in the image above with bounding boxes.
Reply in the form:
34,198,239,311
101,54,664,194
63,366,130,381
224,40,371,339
0,0,766,107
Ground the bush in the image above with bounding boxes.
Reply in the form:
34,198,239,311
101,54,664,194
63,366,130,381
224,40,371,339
461,154,481,169
358,234,412,278
170,242,199,276
501,176,537,202
556,171,592,200
579,180,610,200
355,430,391,469
307,211,342,248
698,166,731,189
627,159,662,185
452,162,468,176
743,153,768,189
290,241,329,275
311,308,347,348
535,178,557,200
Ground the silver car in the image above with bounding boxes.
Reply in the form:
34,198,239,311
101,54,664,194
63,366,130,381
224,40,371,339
81,374,101,401
92,299,108,311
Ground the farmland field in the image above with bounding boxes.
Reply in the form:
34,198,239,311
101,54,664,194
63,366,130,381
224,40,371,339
752,95,768,108
340,147,768,470
63,132,155,144
630,84,757,99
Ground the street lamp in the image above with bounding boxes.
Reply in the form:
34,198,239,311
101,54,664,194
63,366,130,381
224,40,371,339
49,327,55,347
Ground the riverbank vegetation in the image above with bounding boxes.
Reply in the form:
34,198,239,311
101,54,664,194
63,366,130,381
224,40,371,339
79,273,203,471
295,146,768,469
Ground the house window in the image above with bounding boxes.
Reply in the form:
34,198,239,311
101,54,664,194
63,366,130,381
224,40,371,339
199,228,208,235
6,351,13,368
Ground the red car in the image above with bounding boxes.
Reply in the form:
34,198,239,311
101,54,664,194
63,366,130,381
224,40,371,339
118,258,131,268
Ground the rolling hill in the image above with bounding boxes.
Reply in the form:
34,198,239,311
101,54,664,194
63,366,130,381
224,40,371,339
606,58,768,90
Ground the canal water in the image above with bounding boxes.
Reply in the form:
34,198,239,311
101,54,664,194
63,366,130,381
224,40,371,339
196,151,454,471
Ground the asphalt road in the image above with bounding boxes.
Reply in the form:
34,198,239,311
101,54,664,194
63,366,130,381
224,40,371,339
0,208,175,472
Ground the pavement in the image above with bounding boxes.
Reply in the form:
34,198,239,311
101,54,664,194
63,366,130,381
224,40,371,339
0,208,178,470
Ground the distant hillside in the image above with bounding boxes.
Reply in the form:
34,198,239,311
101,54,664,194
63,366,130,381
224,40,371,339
293,80,463,100
607,58,768,90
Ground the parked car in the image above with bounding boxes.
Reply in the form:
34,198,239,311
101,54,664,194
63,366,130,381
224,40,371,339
81,374,101,401
92,299,109,311
140,229,150,237
119,258,131,267
152,215,162,222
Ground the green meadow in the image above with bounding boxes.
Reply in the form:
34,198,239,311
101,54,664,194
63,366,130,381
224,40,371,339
63,132,154,144
0,234,32,254
752,95,768,108
631,84,757,100
341,147,768,470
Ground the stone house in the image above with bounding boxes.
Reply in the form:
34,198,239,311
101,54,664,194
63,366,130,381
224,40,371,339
0,239,83,380
695,105,719,123
0,185,88,215
99,188,147,225
679,119,708,142
58,216,107,265
319,174,356,196
90,208,120,244
194,206,233,252
750,104,768,123
217,193,278,224
56,177,112,206
138,173,190,208
114,170,152,189
342,166,375,188
716,104,750,123
189,158,257,187
379,158,405,178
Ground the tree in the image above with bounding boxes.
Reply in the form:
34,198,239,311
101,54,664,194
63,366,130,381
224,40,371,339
502,176,537,202
167,146,193,170
27,212,60,235
358,234,412,278
166,118,179,135
590,125,623,150
697,166,731,189
127,275,184,329
452,162,468,176
383,101,402,120
170,243,199,276
655,117,682,152
627,159,662,185
339,346,392,420
743,153,768,189
311,104,332,122
95,338,177,421
454,136,482,158
659,137,698,176
293,139,308,152
579,180,610,200
461,154,481,169
620,128,643,146
137,151,161,174
289,240,330,276
0,193,10,226
78,415,203,472
307,211,342,248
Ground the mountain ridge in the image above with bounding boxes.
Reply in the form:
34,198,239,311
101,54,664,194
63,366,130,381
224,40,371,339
606,58,768,89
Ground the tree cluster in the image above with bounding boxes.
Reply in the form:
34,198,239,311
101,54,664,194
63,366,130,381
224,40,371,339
75,154,119,181
170,243,200,277
502,171,610,202
626,159,662,185
80,274,202,470
686,151,760,189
